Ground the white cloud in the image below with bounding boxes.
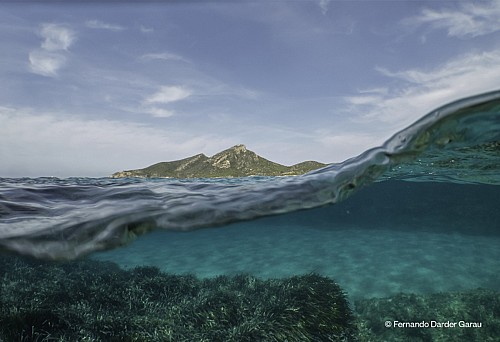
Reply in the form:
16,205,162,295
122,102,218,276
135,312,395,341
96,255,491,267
318,49,500,162
345,49,500,128
85,20,124,32
29,23,75,77
140,25,154,33
318,0,332,15
343,95,380,106
39,23,75,51
29,50,66,77
141,52,189,63
357,87,388,96
141,86,191,118
145,107,175,118
0,107,220,177
407,0,500,38
145,86,192,104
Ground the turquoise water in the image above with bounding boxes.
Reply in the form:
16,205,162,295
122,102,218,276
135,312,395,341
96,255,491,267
1,91,500,340
93,181,500,300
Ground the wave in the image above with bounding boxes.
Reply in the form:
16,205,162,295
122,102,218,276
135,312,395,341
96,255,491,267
1,90,499,260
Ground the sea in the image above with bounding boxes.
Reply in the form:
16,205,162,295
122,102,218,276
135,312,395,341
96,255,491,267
1,91,499,341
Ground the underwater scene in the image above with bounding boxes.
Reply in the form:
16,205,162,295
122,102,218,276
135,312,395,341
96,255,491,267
1,91,500,341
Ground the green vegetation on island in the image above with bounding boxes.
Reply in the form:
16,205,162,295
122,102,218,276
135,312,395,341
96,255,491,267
111,144,327,178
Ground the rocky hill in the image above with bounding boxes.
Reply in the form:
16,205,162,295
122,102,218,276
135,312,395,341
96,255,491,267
111,144,326,178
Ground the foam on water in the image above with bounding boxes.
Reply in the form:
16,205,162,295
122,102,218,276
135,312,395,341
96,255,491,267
0,90,499,260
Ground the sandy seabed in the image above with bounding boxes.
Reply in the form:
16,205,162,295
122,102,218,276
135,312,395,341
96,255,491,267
93,222,500,300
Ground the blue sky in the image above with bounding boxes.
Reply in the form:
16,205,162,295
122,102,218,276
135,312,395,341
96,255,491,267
1,0,500,177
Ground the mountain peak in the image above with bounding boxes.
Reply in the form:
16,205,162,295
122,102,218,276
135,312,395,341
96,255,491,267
230,144,247,152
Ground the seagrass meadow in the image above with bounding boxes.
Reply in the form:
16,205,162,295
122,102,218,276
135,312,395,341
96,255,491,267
0,256,356,341
1,255,499,341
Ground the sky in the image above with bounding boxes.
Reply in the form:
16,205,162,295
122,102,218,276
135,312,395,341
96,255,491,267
1,0,500,177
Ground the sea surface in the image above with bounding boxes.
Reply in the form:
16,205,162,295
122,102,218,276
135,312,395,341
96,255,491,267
1,91,500,340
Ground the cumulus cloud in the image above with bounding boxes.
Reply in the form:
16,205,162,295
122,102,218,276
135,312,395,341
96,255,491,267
145,86,192,104
344,49,500,127
29,23,75,77
85,20,125,32
407,0,500,38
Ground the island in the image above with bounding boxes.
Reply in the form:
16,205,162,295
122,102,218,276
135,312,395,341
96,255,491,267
111,144,327,178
